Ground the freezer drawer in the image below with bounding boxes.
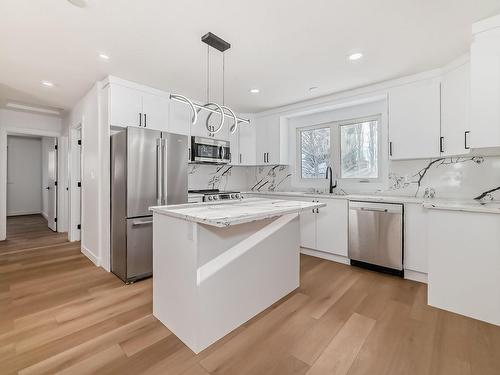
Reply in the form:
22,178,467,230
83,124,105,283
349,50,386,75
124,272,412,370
348,201,403,272
126,217,153,281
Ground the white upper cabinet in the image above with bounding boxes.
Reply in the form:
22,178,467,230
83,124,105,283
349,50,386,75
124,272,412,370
255,115,288,165
238,120,256,165
141,92,169,131
388,78,441,160
470,16,500,149
108,83,169,131
441,58,471,156
168,98,191,136
109,84,143,128
228,127,239,165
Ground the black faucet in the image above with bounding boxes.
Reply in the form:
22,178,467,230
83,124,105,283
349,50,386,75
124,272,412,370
325,166,337,193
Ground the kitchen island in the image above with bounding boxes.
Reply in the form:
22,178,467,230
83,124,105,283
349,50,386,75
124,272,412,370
150,198,324,353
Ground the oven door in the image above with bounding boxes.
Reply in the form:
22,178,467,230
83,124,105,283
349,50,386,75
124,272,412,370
191,136,230,163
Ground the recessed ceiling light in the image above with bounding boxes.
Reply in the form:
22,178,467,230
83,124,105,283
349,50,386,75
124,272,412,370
67,0,88,8
99,53,110,60
249,88,260,94
348,52,363,61
41,80,55,87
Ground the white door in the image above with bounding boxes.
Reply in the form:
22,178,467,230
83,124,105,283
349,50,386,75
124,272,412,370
315,199,348,256
109,84,143,127
47,139,58,231
441,61,471,156
141,92,169,131
389,78,441,160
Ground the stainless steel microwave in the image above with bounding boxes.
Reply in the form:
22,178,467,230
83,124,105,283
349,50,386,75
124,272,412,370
190,136,230,164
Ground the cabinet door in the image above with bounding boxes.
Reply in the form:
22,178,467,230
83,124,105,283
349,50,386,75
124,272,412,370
404,203,428,273
470,28,500,148
299,200,316,249
255,117,269,164
141,92,169,131
389,78,441,159
168,99,191,136
441,61,470,156
239,122,256,165
109,84,142,127
266,115,281,165
315,199,348,256
229,127,239,165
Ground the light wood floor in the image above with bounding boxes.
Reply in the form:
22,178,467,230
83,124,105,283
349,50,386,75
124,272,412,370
1,216,499,375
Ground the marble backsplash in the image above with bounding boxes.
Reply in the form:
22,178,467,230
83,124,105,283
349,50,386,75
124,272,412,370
188,156,500,200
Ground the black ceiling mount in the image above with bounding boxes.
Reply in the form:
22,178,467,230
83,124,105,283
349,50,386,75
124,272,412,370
201,32,231,52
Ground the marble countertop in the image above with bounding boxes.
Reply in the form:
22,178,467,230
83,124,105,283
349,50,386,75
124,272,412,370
150,198,326,227
244,191,500,214
422,200,500,214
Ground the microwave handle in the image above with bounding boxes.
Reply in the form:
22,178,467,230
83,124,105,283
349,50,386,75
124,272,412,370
219,146,225,160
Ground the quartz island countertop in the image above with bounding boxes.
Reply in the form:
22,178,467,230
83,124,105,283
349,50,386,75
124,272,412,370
150,198,325,227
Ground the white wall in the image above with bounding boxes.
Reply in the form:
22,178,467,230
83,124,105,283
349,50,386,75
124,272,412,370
63,83,105,267
0,109,62,240
6,136,43,216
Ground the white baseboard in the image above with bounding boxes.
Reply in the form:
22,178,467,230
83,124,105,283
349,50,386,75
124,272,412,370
300,248,350,265
42,212,48,220
81,245,100,267
404,269,428,284
7,210,42,217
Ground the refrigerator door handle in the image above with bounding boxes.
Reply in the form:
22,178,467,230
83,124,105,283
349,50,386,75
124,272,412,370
156,138,163,205
162,138,168,205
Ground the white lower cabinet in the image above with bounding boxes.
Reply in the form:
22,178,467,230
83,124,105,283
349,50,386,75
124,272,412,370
427,209,500,326
300,198,348,257
299,207,316,250
404,203,428,274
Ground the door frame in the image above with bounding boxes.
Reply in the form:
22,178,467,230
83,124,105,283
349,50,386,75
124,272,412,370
0,126,62,240
68,125,82,242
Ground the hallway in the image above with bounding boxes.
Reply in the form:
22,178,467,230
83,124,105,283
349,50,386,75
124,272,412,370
0,215,67,255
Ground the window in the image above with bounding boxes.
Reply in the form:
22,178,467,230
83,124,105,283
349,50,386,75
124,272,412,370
340,119,379,179
296,115,381,184
299,127,330,179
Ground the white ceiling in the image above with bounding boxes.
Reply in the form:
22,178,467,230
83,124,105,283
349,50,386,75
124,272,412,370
1,0,500,114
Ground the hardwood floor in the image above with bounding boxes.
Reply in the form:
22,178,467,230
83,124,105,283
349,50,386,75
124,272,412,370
1,216,499,374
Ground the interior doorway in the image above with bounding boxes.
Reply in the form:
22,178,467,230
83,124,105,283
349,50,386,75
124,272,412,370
6,135,59,236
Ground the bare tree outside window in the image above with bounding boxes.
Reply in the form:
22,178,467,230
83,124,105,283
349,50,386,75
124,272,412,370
300,127,330,178
340,120,379,179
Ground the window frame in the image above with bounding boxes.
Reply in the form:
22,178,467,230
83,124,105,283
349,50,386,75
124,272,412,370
295,114,382,185
297,124,331,180
336,115,382,182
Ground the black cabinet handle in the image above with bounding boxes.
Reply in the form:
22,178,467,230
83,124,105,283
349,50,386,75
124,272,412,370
389,142,393,157
465,131,470,150
239,154,242,164
144,113,147,127
139,113,142,127
440,136,444,153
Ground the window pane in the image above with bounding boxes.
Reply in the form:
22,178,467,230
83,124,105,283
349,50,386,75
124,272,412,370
300,127,330,179
340,120,378,179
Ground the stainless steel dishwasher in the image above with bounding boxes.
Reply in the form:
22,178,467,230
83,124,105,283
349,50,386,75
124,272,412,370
348,201,404,276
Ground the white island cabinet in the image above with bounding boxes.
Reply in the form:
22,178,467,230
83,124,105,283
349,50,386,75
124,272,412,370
150,198,324,353
426,205,500,326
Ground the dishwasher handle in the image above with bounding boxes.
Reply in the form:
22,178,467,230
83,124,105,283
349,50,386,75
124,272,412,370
360,207,388,213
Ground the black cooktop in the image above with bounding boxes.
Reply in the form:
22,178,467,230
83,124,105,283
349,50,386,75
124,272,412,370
189,189,239,195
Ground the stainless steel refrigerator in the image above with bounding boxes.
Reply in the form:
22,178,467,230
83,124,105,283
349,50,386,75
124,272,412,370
111,127,188,283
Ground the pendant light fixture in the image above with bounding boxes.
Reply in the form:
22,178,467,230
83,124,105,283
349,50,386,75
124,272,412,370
169,32,250,134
